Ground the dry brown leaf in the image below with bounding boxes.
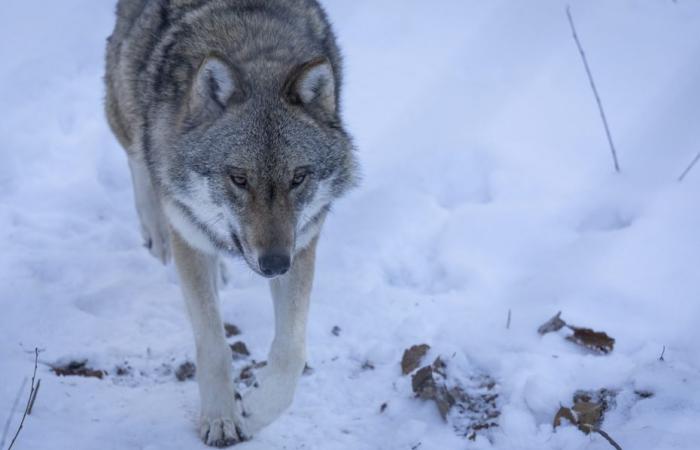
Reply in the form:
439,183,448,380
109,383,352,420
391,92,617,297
553,406,577,428
230,341,250,358
402,344,431,375
537,312,615,355
412,365,436,399
566,327,615,354
553,389,623,450
410,364,456,421
52,360,106,379
408,355,500,441
572,401,602,434
224,323,241,337
538,311,567,335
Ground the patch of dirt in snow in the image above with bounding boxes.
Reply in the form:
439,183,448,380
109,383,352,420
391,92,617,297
175,361,196,382
52,360,106,379
403,346,501,442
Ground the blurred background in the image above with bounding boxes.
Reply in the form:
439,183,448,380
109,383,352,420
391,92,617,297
1,1,699,449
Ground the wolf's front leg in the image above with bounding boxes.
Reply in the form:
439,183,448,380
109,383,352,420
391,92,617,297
128,155,171,264
240,238,318,436
171,231,243,447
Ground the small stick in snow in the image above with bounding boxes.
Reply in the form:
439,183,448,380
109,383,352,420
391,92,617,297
7,348,40,450
0,378,27,449
506,309,512,329
27,379,41,416
659,345,666,361
593,427,624,450
678,151,700,182
566,6,621,173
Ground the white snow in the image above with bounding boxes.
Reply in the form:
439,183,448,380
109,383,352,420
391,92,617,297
2,1,700,449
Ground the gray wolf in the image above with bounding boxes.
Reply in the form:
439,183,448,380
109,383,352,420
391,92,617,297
104,0,358,445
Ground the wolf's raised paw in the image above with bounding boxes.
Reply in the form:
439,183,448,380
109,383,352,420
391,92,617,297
200,416,244,447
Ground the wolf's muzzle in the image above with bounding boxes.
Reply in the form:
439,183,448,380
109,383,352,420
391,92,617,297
258,253,291,277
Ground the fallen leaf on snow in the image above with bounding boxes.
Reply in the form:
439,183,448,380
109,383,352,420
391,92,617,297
538,311,567,335
553,389,622,449
224,323,241,337
236,360,267,387
401,344,430,375
409,355,499,440
538,312,615,354
566,327,615,354
553,406,577,428
572,401,603,432
230,341,250,358
52,360,105,379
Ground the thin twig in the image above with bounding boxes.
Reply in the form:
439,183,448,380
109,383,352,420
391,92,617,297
594,427,624,450
659,345,666,361
27,379,41,416
0,378,27,449
7,348,39,450
566,5,621,173
678,152,700,182
506,309,512,330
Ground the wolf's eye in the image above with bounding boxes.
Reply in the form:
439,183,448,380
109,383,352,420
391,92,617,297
230,174,248,189
291,172,307,188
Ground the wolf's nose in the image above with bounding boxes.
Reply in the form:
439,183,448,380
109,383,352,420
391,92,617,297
258,253,291,277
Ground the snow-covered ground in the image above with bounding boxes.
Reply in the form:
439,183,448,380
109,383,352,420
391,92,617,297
1,1,700,449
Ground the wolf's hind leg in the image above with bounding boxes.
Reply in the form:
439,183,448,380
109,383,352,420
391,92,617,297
239,238,317,436
128,155,171,264
171,231,244,447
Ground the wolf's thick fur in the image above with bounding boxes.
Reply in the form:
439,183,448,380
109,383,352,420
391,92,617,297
105,0,357,446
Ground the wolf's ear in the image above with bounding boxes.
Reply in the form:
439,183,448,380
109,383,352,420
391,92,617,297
187,55,240,121
286,58,336,117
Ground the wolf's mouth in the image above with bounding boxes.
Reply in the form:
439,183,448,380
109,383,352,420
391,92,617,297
231,233,244,254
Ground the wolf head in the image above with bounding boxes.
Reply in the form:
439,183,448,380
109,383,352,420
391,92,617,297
160,54,358,277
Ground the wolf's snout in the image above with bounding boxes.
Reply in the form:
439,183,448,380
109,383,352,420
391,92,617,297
258,253,291,277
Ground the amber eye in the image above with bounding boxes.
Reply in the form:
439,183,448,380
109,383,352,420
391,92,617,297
291,171,308,188
230,174,248,189
291,174,306,188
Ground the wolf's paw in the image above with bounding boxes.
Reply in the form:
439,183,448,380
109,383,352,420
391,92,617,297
200,416,244,447
139,214,171,264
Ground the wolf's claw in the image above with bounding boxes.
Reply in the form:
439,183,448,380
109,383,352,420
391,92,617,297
200,417,243,447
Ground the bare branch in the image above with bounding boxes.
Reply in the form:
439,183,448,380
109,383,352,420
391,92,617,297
7,348,40,450
566,5,621,173
678,151,700,182
659,345,666,362
0,379,27,449
594,427,624,450
27,380,41,416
